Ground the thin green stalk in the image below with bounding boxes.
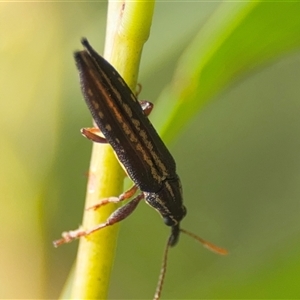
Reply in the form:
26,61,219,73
70,1,155,299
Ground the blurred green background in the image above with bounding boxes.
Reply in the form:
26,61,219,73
1,2,300,299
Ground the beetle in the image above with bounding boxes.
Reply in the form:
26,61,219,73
54,38,227,299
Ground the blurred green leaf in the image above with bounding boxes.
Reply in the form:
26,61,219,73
152,2,300,143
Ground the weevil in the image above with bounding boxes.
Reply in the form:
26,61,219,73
54,39,227,299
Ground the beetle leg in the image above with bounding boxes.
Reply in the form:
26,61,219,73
86,192,144,234
139,100,153,116
81,127,107,143
53,192,144,246
135,83,142,97
87,185,139,210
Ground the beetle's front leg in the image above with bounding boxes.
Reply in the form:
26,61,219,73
87,185,139,210
53,192,144,247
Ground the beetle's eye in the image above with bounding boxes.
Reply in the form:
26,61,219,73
163,216,176,226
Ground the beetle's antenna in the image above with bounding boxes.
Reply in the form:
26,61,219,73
180,228,228,255
153,229,228,300
153,235,172,300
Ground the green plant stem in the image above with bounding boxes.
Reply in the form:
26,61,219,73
70,1,155,299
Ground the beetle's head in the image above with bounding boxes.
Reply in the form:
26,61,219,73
144,176,187,229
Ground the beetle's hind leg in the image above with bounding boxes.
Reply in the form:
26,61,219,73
81,127,107,143
53,191,144,247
